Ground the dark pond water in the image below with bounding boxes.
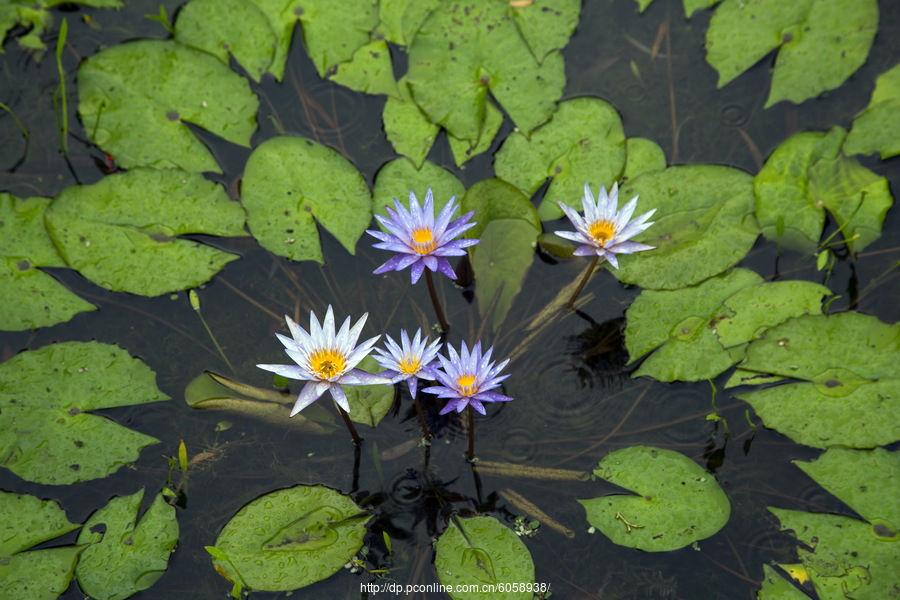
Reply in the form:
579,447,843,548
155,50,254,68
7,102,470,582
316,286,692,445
1,1,898,599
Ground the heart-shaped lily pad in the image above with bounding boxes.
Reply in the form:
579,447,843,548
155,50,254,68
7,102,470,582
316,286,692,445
611,165,760,290
44,169,246,296
208,485,371,591
0,193,96,330
76,490,179,600
434,516,534,600
0,341,168,485
579,445,730,552
0,491,82,599
736,312,899,448
78,39,258,173
241,135,372,263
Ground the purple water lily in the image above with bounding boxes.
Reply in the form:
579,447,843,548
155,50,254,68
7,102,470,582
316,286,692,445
423,341,513,415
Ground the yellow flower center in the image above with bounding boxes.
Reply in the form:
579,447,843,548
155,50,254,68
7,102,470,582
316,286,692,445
588,219,616,246
457,374,477,396
411,227,438,254
399,355,421,376
309,348,347,380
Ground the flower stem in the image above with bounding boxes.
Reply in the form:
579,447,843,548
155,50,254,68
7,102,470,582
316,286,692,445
466,407,476,462
412,390,432,441
425,270,450,333
337,405,362,445
565,255,601,310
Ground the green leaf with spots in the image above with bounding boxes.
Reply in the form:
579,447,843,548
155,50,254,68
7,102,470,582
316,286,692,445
507,0,581,63
793,447,900,526
714,281,831,348
611,165,759,290
0,341,168,485
45,169,246,296
174,0,276,83
448,99,503,167
844,64,900,159
737,313,900,448
705,0,878,108
763,448,900,598
0,194,96,330
579,446,730,552
242,135,372,263
406,0,565,142
329,39,399,97
210,485,371,591
374,0,439,46
625,268,762,382
372,158,466,229
495,97,626,221
246,0,378,81
435,516,534,600
75,490,178,600
78,39,258,173
0,491,83,599
383,77,441,168
757,564,815,600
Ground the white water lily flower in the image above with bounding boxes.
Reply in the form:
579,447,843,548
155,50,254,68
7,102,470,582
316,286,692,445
257,306,390,417
555,183,656,268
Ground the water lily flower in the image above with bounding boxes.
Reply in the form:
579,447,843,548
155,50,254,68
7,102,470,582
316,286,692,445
257,306,389,417
371,328,442,397
367,189,479,285
555,183,656,268
423,341,513,415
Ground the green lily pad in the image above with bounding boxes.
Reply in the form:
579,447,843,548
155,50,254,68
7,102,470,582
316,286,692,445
623,137,667,181
0,491,83,598
0,193,96,330
448,99,503,167
329,38,400,97
495,97,626,221
626,268,762,382
434,516,535,600
757,564,812,600
242,135,372,263
78,39,258,173
345,356,395,428
579,446,731,552
374,0,438,46
472,219,539,332
763,448,900,599
209,485,371,591
406,0,565,143
463,179,541,330
737,313,900,448
793,448,899,526
0,341,168,484
755,126,894,255
844,64,900,159
715,281,831,348
611,165,759,290
44,169,246,296
174,0,276,83
508,0,580,63
372,158,466,228
0,0,122,53
705,0,878,108
383,77,441,168
75,490,178,600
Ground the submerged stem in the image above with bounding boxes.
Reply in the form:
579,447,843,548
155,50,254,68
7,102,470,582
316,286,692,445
565,255,601,309
337,405,362,445
425,270,450,332
466,407,476,462
412,390,432,441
